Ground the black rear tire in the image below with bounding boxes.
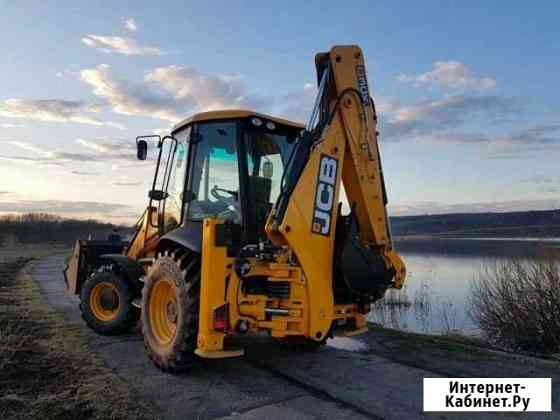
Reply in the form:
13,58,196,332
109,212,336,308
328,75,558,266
141,251,200,372
80,271,140,335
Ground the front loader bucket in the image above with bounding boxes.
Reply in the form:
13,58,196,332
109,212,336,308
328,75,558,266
63,239,128,295
63,240,84,294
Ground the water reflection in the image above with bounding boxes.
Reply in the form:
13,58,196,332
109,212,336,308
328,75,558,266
369,238,560,335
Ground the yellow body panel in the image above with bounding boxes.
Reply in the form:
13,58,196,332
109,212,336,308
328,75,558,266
197,219,229,353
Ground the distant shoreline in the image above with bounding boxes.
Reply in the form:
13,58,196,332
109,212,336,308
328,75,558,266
394,236,560,258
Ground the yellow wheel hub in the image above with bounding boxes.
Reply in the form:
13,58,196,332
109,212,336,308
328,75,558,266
149,278,178,345
90,281,120,322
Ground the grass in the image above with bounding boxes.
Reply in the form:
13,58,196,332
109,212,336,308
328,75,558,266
366,322,491,356
0,247,158,420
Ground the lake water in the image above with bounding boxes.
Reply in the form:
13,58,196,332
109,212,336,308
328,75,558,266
369,238,560,336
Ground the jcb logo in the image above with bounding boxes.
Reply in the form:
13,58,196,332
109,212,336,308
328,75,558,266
312,155,338,235
356,65,369,105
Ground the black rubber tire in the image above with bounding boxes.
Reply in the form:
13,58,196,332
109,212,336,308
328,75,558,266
79,271,140,335
141,251,200,372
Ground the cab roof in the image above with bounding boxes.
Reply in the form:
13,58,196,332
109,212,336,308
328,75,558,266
172,109,305,133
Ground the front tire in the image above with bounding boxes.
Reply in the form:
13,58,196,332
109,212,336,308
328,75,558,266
80,271,140,335
141,251,200,372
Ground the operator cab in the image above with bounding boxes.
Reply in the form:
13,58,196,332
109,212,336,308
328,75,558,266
138,110,303,251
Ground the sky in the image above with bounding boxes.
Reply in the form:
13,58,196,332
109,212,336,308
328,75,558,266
0,1,559,223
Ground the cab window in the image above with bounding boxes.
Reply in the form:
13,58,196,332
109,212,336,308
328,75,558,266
188,122,241,224
244,129,297,227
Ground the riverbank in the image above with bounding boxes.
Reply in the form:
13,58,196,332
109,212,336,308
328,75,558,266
364,323,560,370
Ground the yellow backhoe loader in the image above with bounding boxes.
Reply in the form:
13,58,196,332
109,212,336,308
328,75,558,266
64,45,406,371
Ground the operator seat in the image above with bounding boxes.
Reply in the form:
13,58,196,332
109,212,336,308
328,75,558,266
248,175,272,229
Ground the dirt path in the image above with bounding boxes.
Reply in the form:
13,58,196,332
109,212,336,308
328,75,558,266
33,254,556,420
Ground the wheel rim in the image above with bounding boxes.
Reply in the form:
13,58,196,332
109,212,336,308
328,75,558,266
90,282,120,322
149,278,178,345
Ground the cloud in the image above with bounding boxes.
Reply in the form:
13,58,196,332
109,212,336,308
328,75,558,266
75,138,110,153
0,123,21,128
80,64,262,122
398,61,496,91
9,140,89,163
389,95,515,125
82,34,162,56
124,18,138,32
75,138,136,154
7,141,55,158
69,170,100,176
470,123,560,153
71,138,137,162
389,198,560,217
1,139,140,171
0,98,124,128
275,82,316,123
496,123,560,146
0,154,65,168
0,199,133,215
112,178,142,186
523,174,560,193
75,63,556,153
379,95,518,141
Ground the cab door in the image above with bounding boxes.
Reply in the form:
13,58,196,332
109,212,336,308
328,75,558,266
159,127,191,234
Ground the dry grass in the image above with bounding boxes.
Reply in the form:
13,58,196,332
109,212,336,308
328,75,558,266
0,249,158,420
469,257,560,354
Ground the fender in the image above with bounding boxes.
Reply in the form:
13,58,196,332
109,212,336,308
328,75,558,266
100,254,145,288
157,222,203,254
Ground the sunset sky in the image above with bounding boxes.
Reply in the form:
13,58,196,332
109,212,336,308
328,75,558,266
0,1,559,223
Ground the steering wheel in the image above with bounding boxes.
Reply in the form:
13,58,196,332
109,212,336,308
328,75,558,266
211,185,238,201
210,184,241,220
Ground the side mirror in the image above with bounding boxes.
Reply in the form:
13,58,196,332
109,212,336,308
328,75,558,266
148,189,168,201
263,160,273,179
137,140,148,160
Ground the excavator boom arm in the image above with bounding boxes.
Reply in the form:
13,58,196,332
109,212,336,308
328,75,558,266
266,46,405,339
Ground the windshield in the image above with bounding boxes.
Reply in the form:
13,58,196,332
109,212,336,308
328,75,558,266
185,118,299,229
188,121,241,223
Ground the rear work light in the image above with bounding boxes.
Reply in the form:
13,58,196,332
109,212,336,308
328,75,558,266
213,304,229,332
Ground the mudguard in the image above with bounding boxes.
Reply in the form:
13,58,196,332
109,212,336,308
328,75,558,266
99,254,145,287
158,222,203,254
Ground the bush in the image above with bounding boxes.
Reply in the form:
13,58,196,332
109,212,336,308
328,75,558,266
469,258,560,353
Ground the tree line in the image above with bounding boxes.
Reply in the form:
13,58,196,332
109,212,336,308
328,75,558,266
0,213,130,245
